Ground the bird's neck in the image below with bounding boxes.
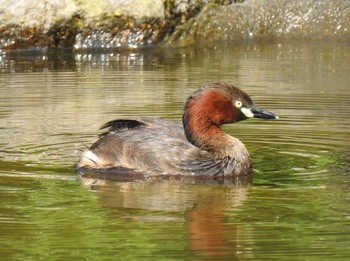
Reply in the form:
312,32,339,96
183,114,248,158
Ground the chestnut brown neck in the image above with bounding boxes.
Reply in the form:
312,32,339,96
182,91,237,155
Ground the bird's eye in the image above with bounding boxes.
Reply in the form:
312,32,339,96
235,100,243,108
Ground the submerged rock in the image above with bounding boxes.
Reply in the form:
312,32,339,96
0,0,349,50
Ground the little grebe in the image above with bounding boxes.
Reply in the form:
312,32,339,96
77,82,278,177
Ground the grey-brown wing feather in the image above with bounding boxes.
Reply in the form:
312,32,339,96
87,117,240,176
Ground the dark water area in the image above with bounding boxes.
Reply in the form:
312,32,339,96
1,41,350,260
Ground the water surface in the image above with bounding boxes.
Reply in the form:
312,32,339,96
1,41,350,260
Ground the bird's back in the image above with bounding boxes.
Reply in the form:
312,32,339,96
77,117,251,177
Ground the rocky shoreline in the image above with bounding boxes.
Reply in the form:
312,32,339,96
0,0,349,51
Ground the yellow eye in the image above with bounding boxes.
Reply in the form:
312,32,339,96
235,100,242,108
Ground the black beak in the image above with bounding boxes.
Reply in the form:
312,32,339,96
251,105,278,119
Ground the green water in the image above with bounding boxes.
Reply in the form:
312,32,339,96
1,41,350,260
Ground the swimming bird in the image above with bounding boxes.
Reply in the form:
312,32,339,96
77,82,278,178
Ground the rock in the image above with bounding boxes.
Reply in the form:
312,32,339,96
0,0,186,50
0,0,349,50
166,0,350,46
